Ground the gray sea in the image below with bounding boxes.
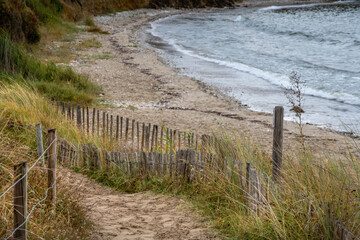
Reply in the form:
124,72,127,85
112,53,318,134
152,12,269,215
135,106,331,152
147,1,360,132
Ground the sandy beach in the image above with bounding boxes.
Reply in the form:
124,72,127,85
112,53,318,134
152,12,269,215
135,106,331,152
61,7,359,159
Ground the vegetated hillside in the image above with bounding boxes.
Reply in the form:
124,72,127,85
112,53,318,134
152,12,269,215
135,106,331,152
0,0,236,44
148,0,235,8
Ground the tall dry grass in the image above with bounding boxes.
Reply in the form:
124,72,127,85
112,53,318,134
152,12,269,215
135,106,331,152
196,132,360,239
81,129,360,239
0,88,93,238
1,83,359,239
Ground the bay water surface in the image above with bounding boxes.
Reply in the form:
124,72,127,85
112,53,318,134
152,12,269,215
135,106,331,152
147,1,360,132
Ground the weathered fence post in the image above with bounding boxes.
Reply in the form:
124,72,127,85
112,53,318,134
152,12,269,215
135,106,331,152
137,122,140,151
82,107,85,130
106,113,109,137
178,131,181,150
120,117,123,139
92,108,96,135
246,162,250,191
71,104,75,120
97,110,100,136
145,126,150,151
141,123,145,151
125,118,129,141
141,151,147,177
14,161,27,240
151,125,155,151
102,112,106,139
132,120,135,148
61,102,65,115
86,106,90,134
155,125,158,151
36,123,44,167
67,102,71,119
272,106,284,182
116,115,119,141
77,105,81,127
47,129,57,206
110,115,113,140
187,149,196,182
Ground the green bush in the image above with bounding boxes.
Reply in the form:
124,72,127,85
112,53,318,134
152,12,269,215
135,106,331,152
25,0,63,23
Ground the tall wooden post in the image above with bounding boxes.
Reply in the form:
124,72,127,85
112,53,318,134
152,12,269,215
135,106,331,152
47,129,57,206
272,106,284,182
35,124,44,167
14,162,27,240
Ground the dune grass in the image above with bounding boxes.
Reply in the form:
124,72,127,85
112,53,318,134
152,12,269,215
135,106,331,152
0,82,359,239
0,84,94,239
0,33,99,104
78,130,360,239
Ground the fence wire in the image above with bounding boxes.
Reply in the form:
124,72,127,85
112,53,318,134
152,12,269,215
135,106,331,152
0,137,57,200
5,178,57,240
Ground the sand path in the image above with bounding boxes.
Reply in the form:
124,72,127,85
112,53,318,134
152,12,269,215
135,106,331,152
58,167,218,240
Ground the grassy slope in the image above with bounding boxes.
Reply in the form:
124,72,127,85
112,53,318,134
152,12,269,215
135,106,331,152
0,33,100,104
0,1,101,238
0,84,94,239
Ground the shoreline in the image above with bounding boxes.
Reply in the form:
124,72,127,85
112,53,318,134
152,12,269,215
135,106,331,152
144,2,360,136
64,5,359,157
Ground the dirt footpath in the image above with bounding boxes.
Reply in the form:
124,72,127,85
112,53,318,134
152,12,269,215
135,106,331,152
58,167,219,240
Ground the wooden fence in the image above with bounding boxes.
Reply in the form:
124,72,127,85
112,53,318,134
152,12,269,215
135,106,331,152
3,101,357,239
57,135,273,216
55,101,213,152
328,206,360,240
59,136,222,183
1,128,57,240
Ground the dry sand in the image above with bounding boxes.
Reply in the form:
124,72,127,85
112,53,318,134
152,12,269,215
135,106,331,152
53,7,359,239
64,8,359,158
58,167,218,240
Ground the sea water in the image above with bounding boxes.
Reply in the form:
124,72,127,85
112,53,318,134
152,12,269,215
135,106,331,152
148,1,360,132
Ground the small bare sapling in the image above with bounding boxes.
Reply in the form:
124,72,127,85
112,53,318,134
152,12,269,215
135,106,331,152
285,71,306,138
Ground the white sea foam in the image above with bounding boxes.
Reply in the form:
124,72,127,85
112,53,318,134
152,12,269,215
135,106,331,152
158,36,360,106
260,1,349,11
148,3,360,130
234,15,243,22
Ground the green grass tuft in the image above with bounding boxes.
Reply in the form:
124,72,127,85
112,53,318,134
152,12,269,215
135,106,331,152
0,33,99,104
